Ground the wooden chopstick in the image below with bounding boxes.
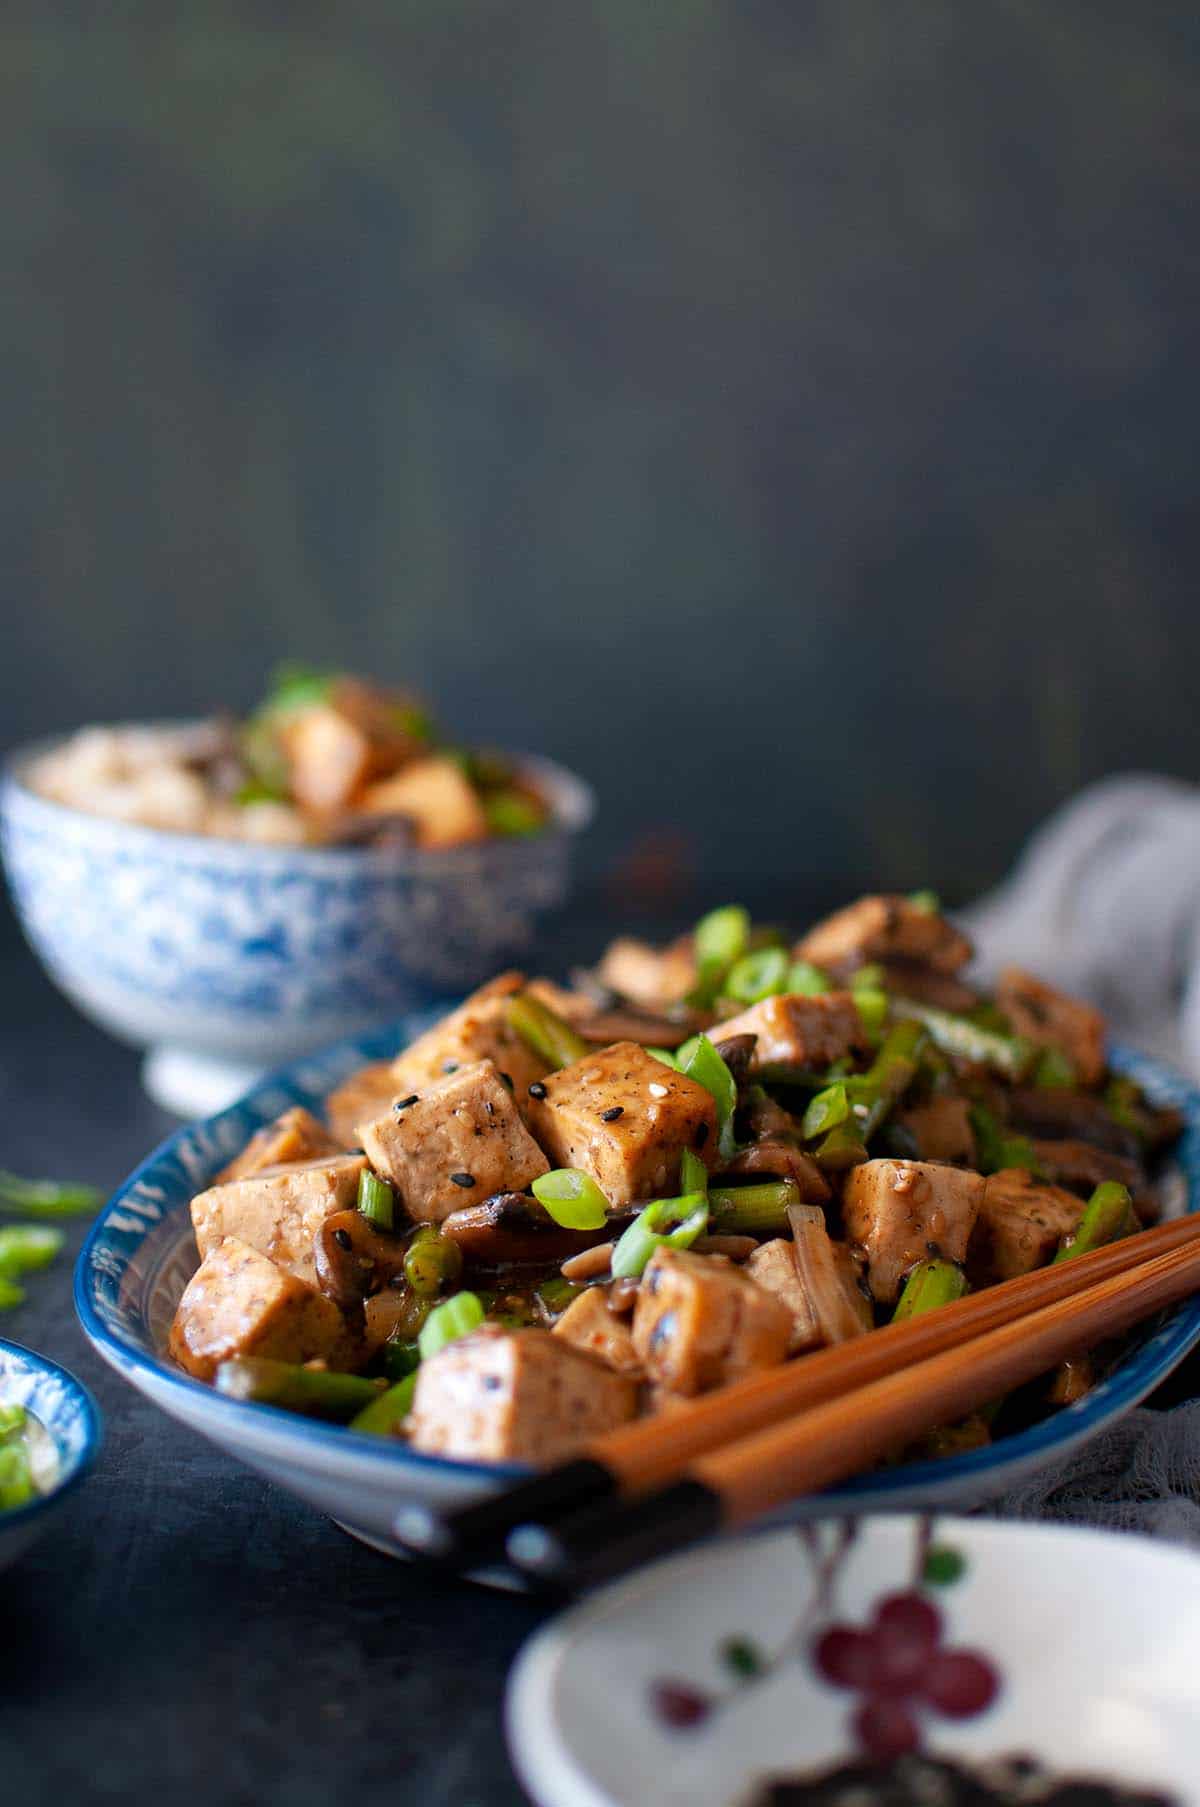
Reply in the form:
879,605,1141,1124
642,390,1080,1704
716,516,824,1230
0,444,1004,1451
393,1213,1200,1571
509,1234,1200,1590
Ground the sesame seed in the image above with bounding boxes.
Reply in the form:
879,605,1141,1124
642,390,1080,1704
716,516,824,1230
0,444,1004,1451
450,1171,476,1188
528,1081,548,1100
484,1099,495,1116
442,1061,459,1074
394,1094,419,1111
499,1072,514,1089
648,1081,669,1098
601,1105,624,1122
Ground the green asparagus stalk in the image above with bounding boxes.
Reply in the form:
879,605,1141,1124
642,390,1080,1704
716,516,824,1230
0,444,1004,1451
708,1180,803,1236
350,1372,419,1436
890,998,1035,1080
1053,1181,1138,1264
812,1020,926,1168
403,1225,465,1296
505,993,589,1069
893,1258,969,1321
215,1358,386,1420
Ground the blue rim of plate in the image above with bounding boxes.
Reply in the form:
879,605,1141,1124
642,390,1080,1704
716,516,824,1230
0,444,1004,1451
74,1031,1200,1498
0,1336,103,1527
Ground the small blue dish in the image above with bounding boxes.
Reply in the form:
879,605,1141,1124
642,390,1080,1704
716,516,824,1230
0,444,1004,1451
0,1337,101,1571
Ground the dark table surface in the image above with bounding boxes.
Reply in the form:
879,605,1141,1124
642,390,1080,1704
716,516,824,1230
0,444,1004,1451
4,905,1198,1807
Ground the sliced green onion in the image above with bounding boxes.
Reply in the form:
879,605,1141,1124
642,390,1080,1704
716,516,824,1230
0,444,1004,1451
0,1443,35,1510
535,1276,583,1318
0,1172,102,1219
694,905,750,970
786,961,832,995
380,1339,421,1382
679,1148,709,1196
725,947,789,1005
802,1084,850,1140
1054,1182,1137,1264
851,963,887,993
676,1033,738,1158
893,1259,969,1320
0,1404,27,1439
483,790,545,838
349,1372,420,1436
263,661,333,715
418,1290,487,1360
0,1225,64,1276
531,1169,610,1231
968,1105,1042,1177
907,889,941,914
853,989,889,1036
403,1225,463,1296
505,993,589,1069
646,1047,682,1070
1033,1047,1078,1089
0,1277,24,1310
357,1169,395,1231
610,1193,709,1280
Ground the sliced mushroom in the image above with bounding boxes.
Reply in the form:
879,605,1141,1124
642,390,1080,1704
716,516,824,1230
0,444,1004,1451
1029,1139,1155,1219
439,1192,621,1268
877,959,980,1014
574,1004,707,1048
715,1140,831,1203
1008,1088,1140,1158
313,1209,407,1307
709,1032,758,1086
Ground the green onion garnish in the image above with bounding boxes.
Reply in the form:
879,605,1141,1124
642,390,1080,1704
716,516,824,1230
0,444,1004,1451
786,961,832,995
676,1033,738,1158
531,1169,610,1231
357,1169,395,1231
725,946,789,1005
610,1193,709,1280
418,1290,487,1361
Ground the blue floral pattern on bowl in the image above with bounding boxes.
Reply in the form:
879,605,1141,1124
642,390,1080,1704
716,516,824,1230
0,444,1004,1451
0,739,594,1073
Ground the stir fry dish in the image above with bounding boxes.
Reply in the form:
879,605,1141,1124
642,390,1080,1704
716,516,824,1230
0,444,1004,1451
168,894,1183,1466
30,665,552,848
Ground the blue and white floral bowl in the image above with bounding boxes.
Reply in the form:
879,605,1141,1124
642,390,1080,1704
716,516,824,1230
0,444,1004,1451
0,1338,101,1572
0,733,593,1114
73,1029,1200,1577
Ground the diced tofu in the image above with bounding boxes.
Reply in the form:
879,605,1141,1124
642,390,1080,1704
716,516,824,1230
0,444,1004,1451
216,1107,345,1185
631,1247,792,1395
744,1239,822,1353
190,1154,368,1290
712,993,867,1075
795,895,973,975
896,1096,976,1165
278,705,375,815
359,756,488,849
388,973,549,1111
596,935,696,1010
995,968,1107,1087
408,1326,636,1464
967,1168,1086,1284
841,1159,985,1304
169,1237,355,1382
525,1041,718,1208
325,1061,401,1148
358,1059,548,1222
524,977,595,1023
552,1287,643,1374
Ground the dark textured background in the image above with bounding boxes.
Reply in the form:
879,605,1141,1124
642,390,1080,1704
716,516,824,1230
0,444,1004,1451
4,3,1199,905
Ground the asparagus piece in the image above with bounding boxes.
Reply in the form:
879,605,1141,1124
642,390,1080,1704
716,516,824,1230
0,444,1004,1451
708,1180,802,1236
403,1225,465,1296
968,1104,1042,1177
504,993,589,1069
1053,1181,1138,1263
813,1020,926,1168
893,1258,969,1321
890,998,1035,1080
215,1358,385,1420
350,1372,419,1436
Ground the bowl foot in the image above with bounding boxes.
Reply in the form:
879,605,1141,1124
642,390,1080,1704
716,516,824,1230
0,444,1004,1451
142,1046,266,1117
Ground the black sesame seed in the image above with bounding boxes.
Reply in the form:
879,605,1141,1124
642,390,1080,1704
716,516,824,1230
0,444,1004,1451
332,1228,353,1251
484,1099,495,1116
442,1061,459,1073
528,1081,548,1100
601,1105,624,1122
693,1121,710,1149
450,1171,476,1188
499,1071,514,1089
393,1094,419,1111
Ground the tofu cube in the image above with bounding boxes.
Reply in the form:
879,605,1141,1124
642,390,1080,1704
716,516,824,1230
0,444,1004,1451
191,1154,368,1290
525,1041,718,1208
631,1247,792,1395
712,993,867,1075
359,756,488,849
995,967,1107,1087
552,1287,642,1375
169,1237,355,1382
795,894,973,974
358,1059,548,1221
216,1107,345,1185
408,1326,636,1464
324,1060,402,1148
388,973,549,1113
278,705,374,814
841,1158,985,1304
595,935,697,1010
744,1238,822,1353
968,1168,1086,1284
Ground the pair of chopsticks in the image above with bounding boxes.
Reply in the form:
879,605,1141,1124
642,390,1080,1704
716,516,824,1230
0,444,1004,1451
392,1214,1200,1591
